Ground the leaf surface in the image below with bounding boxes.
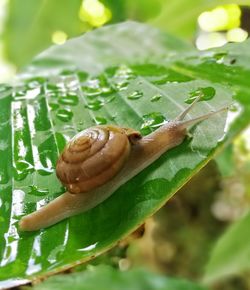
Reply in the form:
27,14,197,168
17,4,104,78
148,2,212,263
0,22,249,287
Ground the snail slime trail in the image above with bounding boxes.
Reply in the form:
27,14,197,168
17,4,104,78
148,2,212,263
19,98,228,231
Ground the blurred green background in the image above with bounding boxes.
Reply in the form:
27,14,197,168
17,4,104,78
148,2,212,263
0,0,250,81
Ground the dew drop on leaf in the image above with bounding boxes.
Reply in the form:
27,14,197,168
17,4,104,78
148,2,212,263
140,112,167,135
25,77,46,89
85,100,104,111
37,168,54,176
94,116,107,125
185,87,216,104
28,185,49,197
49,102,59,111
13,160,34,181
82,79,102,96
13,90,26,98
58,93,79,106
213,51,228,63
150,94,162,102
115,81,129,91
46,83,59,91
127,90,143,100
56,109,73,122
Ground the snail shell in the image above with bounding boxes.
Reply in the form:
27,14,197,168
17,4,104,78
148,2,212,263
56,125,141,194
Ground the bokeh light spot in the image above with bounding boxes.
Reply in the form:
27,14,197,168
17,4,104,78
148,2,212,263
51,31,68,45
196,32,227,50
227,28,248,43
198,4,241,32
79,0,111,27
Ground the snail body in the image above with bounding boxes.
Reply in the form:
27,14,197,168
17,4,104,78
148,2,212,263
19,99,227,231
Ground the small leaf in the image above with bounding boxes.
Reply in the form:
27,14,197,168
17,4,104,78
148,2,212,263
204,211,250,283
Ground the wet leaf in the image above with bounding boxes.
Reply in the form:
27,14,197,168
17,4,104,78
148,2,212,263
0,22,249,287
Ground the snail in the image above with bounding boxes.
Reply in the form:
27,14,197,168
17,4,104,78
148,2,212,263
19,97,228,231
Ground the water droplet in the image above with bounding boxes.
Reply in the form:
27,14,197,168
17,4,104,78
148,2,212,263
111,65,135,91
25,77,46,86
115,65,135,79
140,112,167,135
47,91,59,99
65,78,78,90
13,90,26,98
77,121,84,132
99,94,116,104
127,90,143,100
150,94,162,102
48,245,65,264
82,79,102,96
56,109,73,122
49,102,59,111
46,83,58,90
37,168,54,176
185,87,216,104
115,81,129,91
94,116,107,125
25,77,46,90
58,93,79,106
213,51,228,63
85,100,104,111
13,160,34,181
28,185,49,197
26,82,41,90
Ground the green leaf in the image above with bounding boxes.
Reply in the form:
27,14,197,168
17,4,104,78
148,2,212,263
204,211,250,283
0,21,249,287
26,265,208,290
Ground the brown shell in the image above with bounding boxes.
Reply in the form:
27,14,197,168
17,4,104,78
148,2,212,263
56,125,141,194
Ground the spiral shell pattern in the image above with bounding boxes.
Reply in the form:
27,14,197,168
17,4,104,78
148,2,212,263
56,125,139,194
